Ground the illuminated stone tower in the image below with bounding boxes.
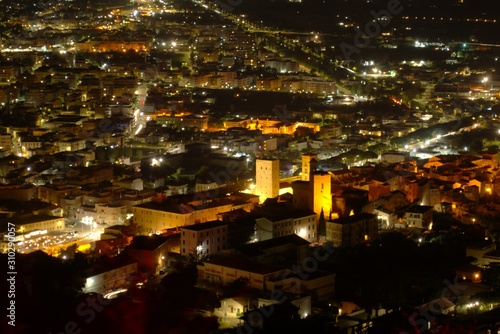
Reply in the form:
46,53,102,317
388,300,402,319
293,154,332,223
302,152,318,181
255,158,280,203
312,168,332,221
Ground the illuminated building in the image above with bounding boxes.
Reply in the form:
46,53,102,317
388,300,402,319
0,134,12,151
38,183,79,207
83,257,138,294
8,214,65,234
301,152,318,182
404,205,433,229
0,184,37,201
155,113,208,131
76,203,127,226
326,213,378,247
127,235,172,274
133,195,257,234
255,158,280,203
197,256,335,301
255,210,317,242
292,153,332,222
180,220,228,256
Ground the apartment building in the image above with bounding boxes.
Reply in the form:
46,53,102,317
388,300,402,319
255,210,317,243
326,213,378,247
180,220,228,256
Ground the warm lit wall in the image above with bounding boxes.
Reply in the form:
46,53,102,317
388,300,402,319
181,224,228,256
16,216,65,233
83,262,137,294
255,159,280,202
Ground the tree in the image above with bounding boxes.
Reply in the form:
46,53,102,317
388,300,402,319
187,247,209,264
61,243,77,260
123,222,139,236
401,87,421,105
318,209,326,238
224,277,250,297
368,143,389,155
196,165,210,179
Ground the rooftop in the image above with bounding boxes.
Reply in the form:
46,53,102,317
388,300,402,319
256,208,316,222
127,235,170,251
4,214,63,226
406,205,433,214
180,220,228,231
235,234,310,257
328,213,376,224
484,250,500,259
88,254,137,277
466,241,496,250
201,256,285,275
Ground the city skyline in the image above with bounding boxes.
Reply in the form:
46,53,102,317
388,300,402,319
1,0,500,333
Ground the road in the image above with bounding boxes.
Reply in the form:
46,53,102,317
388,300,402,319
17,221,102,256
194,0,353,92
